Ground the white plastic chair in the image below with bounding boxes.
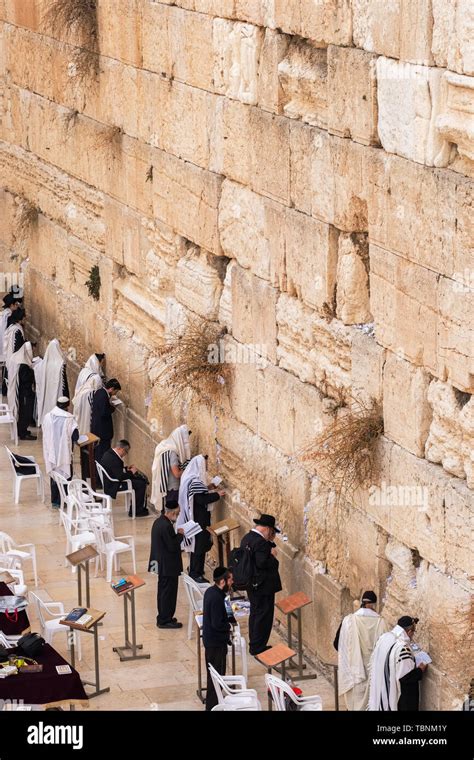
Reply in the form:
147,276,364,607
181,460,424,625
0,532,38,587
0,403,18,445
89,519,136,583
4,446,44,505
208,663,261,709
265,673,322,711
68,479,113,512
0,562,27,596
182,574,210,640
30,592,82,661
97,462,136,519
59,511,97,572
50,471,70,522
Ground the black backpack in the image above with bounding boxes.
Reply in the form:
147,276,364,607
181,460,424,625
17,632,45,658
229,544,255,590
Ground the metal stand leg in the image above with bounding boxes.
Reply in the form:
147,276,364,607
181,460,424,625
334,665,339,711
286,608,314,681
196,627,206,703
82,624,110,699
113,591,150,662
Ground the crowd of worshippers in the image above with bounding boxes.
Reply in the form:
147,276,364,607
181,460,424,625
1,290,430,713
334,592,429,712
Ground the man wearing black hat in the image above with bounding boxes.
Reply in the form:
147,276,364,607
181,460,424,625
333,590,388,710
240,514,282,656
148,501,185,629
369,615,427,711
202,566,234,711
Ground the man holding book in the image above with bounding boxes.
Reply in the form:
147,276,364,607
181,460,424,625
148,502,185,629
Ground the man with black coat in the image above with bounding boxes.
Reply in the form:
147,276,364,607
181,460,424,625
148,502,184,629
100,440,149,517
202,566,233,711
240,514,282,656
91,378,121,466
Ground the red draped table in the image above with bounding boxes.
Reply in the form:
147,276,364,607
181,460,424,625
0,582,88,709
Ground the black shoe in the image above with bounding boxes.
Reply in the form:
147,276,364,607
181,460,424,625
20,433,37,440
250,645,273,656
192,576,209,584
158,621,183,629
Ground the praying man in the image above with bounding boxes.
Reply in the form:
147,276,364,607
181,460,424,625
368,615,427,711
333,590,388,711
42,396,79,508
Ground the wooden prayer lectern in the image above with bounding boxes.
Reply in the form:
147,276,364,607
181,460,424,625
209,518,240,566
78,433,100,491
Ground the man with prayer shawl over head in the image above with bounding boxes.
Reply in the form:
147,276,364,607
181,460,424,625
368,615,427,711
35,339,69,426
177,454,223,583
150,425,191,511
333,590,388,711
7,341,36,440
42,397,79,508
72,353,105,434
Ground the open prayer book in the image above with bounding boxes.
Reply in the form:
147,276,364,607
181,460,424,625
414,650,432,666
180,520,203,539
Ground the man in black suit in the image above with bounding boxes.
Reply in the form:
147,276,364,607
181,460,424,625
202,566,233,711
100,440,149,517
91,378,121,466
148,502,184,629
240,514,282,656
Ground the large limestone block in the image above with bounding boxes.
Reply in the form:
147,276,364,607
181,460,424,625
436,72,474,169
257,28,290,114
0,141,105,253
104,198,142,274
213,18,263,105
273,0,352,46
175,246,225,319
328,46,379,146
276,293,352,398
376,57,453,167
290,124,372,231
142,3,215,90
369,151,472,280
113,276,166,347
217,415,310,545
351,329,386,404
425,379,474,487
278,39,327,128
214,99,291,204
218,179,270,280
432,0,474,75
353,0,434,64
444,480,474,577
311,572,351,663
437,275,474,393
0,188,15,248
97,0,142,67
1,0,45,30
370,245,438,373
383,354,433,457
218,260,235,331
335,232,371,324
230,265,277,362
151,147,222,255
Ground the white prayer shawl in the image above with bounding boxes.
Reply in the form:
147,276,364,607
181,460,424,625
177,454,208,553
338,608,388,706
368,625,414,711
74,354,104,395
0,308,12,362
35,339,66,426
150,425,191,507
42,406,78,478
72,370,103,434
4,323,24,361
6,342,33,422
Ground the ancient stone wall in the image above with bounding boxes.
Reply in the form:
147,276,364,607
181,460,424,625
0,0,472,708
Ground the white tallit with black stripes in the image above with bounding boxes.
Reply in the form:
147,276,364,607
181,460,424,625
176,454,208,553
150,425,190,508
368,625,415,710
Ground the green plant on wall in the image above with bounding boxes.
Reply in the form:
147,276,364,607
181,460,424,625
85,264,101,301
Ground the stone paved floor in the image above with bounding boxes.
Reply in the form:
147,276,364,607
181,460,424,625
0,424,336,711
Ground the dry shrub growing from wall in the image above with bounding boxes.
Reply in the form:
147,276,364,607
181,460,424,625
155,317,230,406
12,196,39,245
302,396,383,504
43,0,99,86
94,125,124,154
